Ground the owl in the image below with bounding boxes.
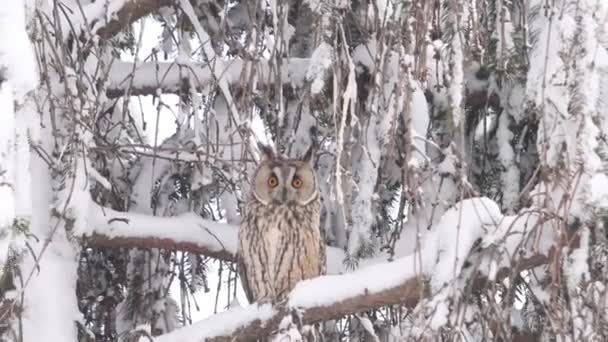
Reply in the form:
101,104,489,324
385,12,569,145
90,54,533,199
238,143,325,304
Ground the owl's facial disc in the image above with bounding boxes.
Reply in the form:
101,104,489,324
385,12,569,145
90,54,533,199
252,160,317,206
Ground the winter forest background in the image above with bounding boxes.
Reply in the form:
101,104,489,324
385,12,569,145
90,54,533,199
2,0,608,341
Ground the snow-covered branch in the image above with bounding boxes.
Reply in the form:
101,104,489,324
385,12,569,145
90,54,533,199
96,0,171,38
106,58,310,98
87,204,238,261
151,242,550,341
131,198,558,341
60,0,170,40
153,254,425,342
86,204,347,274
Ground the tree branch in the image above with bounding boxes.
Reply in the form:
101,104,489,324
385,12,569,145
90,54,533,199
151,251,549,341
86,204,238,261
85,204,348,274
86,199,557,340
95,0,171,39
106,58,310,98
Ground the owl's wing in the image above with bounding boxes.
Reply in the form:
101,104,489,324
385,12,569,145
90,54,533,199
237,253,255,304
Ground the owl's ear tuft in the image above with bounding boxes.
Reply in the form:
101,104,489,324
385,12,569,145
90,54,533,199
257,142,276,161
301,143,316,165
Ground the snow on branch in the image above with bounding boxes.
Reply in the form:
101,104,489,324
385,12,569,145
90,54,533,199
96,0,172,39
141,198,558,341
86,204,347,274
85,197,558,341
152,255,425,342
151,247,549,341
106,58,310,98
57,0,170,41
87,204,238,261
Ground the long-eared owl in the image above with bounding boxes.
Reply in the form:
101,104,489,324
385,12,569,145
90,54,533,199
238,143,325,303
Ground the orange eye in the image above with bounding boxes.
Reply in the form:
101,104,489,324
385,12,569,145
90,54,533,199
268,176,279,187
292,177,303,188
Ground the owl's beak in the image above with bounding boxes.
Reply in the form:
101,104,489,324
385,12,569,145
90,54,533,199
281,188,288,202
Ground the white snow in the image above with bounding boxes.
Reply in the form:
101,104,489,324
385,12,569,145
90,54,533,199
58,0,128,40
0,1,38,98
566,226,589,288
431,197,502,288
496,109,519,211
0,83,16,231
108,58,311,97
443,7,468,128
151,303,274,342
89,204,239,255
88,203,354,276
352,40,377,70
292,198,504,308
306,42,334,95
289,252,426,308
474,111,498,142
21,120,81,342
437,148,458,175
588,173,608,208
411,83,430,163
0,0,38,235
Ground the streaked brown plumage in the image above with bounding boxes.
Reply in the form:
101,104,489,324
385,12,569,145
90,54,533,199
238,144,325,303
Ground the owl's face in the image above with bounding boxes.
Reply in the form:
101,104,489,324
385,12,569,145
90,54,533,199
252,145,317,206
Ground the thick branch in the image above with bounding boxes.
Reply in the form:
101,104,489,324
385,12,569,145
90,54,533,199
106,58,310,98
86,204,348,274
86,199,557,340
96,0,171,39
144,199,556,340
87,205,238,261
152,251,549,341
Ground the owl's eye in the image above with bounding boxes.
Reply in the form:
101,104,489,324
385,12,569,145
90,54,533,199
268,175,279,187
292,177,303,188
